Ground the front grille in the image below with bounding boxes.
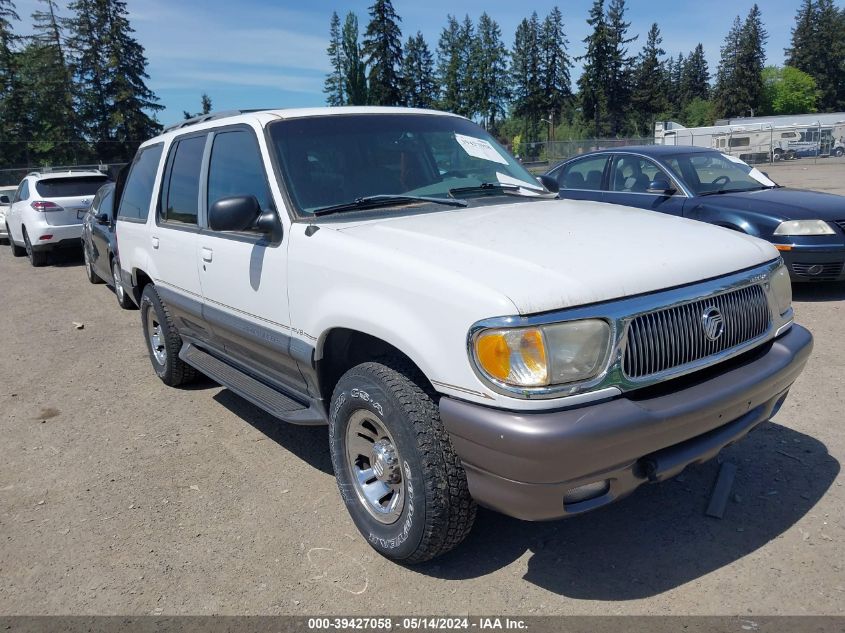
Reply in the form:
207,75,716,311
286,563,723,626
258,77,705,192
791,261,844,281
623,285,771,379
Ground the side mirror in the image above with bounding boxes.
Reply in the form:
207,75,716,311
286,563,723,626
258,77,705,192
536,174,560,193
646,179,676,195
95,212,110,225
0,195,10,204
209,195,261,232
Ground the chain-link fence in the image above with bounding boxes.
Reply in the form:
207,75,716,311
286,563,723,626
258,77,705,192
515,137,654,172
0,162,128,187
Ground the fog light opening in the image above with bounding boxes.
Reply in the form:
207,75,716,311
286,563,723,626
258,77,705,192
563,480,610,505
38,234,53,241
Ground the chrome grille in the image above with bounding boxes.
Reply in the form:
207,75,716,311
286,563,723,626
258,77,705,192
791,261,844,281
623,285,771,379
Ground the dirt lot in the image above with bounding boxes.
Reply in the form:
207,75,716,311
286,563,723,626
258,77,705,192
1,160,844,616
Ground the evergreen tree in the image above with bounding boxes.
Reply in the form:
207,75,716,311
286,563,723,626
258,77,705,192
0,0,29,167
472,12,509,129
436,15,473,117
341,12,367,105
605,0,636,135
714,15,743,117
26,0,80,163
182,93,212,120
577,0,610,137
400,32,436,108
786,0,845,110
511,12,543,134
362,0,403,106
630,23,667,135
539,6,571,123
323,11,345,106
668,52,684,115
680,43,710,104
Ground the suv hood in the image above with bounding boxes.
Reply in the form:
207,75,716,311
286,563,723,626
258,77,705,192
335,199,777,315
703,187,845,219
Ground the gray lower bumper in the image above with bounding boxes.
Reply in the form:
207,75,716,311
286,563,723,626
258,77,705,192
439,325,813,521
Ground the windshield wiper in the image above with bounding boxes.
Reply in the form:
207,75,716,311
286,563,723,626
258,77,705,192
448,182,551,198
699,185,772,196
312,194,467,217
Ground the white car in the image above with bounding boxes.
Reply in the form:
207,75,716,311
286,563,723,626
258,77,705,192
117,107,812,563
5,170,111,266
0,185,16,242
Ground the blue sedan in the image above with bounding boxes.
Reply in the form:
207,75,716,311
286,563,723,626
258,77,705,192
545,145,845,282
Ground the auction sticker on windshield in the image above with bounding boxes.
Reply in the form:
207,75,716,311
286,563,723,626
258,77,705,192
455,133,509,165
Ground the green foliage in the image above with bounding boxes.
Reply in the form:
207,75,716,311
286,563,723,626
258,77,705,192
472,12,510,130
183,93,213,120
761,65,818,115
577,0,610,137
786,0,845,111
341,12,367,105
362,0,403,106
400,32,436,108
604,0,636,135
630,23,668,135
681,97,716,127
436,15,473,117
714,5,767,118
539,6,571,122
323,11,344,107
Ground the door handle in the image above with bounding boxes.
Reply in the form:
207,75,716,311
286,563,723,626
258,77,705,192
151,236,159,249
201,247,213,262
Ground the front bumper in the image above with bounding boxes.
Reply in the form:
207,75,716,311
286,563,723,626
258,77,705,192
779,245,845,282
439,325,813,521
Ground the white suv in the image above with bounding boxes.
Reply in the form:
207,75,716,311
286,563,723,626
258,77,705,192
6,170,111,266
117,107,812,563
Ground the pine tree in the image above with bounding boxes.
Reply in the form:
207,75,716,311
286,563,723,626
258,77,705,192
26,0,80,163
400,32,436,108
0,0,29,167
605,0,637,136
577,0,610,137
714,16,743,117
182,93,212,120
436,15,474,117
341,12,367,105
472,12,509,129
511,12,543,134
539,6,571,123
323,11,345,106
786,0,845,110
681,43,710,104
362,0,403,106
630,23,668,135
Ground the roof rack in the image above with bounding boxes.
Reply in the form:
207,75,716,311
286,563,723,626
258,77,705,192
26,167,107,177
162,109,268,133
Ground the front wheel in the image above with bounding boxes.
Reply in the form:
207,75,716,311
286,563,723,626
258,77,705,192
329,360,476,563
84,246,103,283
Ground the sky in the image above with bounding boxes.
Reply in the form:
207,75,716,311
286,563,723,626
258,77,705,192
11,0,826,125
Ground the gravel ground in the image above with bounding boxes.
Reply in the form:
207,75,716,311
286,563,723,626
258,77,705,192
0,160,843,615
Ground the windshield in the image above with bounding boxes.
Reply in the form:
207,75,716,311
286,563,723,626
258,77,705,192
663,151,778,196
267,114,545,215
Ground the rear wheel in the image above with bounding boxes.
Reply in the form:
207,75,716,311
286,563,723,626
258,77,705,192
112,257,134,309
139,284,196,387
834,147,844,158
83,246,103,283
328,359,476,563
24,230,48,267
7,225,25,257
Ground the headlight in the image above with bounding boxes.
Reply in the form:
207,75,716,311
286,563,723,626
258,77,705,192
473,319,612,388
770,263,792,315
773,220,834,236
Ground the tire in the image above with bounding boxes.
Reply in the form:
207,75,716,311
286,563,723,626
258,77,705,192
834,147,844,158
23,230,48,267
112,257,135,309
329,359,476,563
7,225,25,257
772,150,782,162
83,245,104,283
139,284,196,387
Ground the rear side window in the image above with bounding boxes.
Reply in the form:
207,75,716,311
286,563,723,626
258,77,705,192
15,181,30,202
35,176,109,198
555,155,609,190
160,135,206,225
118,144,163,221
207,130,272,215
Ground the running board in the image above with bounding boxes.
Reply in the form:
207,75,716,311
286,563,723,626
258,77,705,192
180,344,327,426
